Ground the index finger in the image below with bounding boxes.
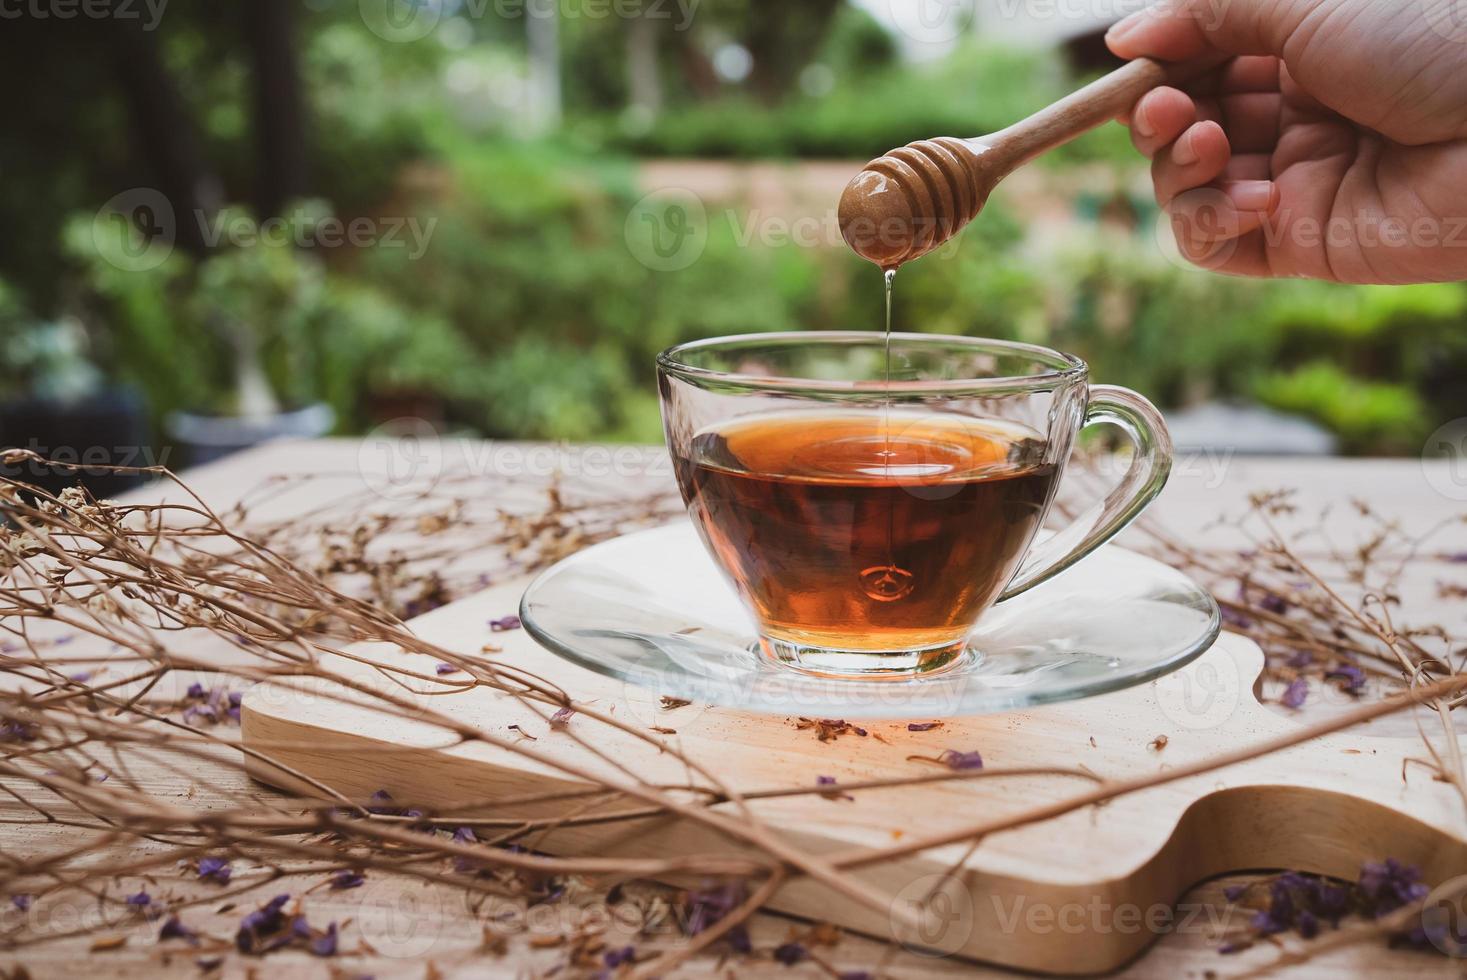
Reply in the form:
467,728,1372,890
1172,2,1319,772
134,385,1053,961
1106,0,1307,62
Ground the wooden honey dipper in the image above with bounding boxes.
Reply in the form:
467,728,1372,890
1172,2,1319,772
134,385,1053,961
838,55,1226,269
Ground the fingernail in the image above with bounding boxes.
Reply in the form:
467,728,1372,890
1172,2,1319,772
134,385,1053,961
1171,136,1200,167
1227,180,1276,212
1134,104,1156,139
1106,13,1145,48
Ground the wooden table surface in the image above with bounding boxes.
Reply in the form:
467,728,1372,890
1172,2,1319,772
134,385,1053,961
2,438,1464,979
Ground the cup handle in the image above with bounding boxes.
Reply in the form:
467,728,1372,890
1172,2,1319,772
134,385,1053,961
998,384,1172,601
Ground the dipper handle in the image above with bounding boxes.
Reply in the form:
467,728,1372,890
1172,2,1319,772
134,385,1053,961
990,55,1216,171
838,54,1231,269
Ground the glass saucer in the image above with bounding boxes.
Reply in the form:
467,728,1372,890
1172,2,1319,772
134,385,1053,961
519,522,1220,718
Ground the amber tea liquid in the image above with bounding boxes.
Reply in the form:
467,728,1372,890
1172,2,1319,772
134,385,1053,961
678,412,1057,668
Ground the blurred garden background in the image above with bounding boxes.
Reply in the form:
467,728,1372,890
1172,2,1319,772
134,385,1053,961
3,0,1466,483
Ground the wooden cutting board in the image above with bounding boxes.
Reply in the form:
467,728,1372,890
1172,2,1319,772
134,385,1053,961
241,576,1467,974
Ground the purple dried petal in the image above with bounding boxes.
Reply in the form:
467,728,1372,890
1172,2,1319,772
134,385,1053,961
197,856,232,884
906,722,940,731
69,671,92,682
1276,871,1309,892
310,921,339,957
1315,881,1351,922
1358,861,1389,899
531,881,566,907
182,703,217,725
452,826,477,844
773,941,807,966
186,682,206,700
1221,607,1253,630
815,775,855,801
1258,593,1288,615
1326,664,1367,694
1296,909,1319,939
1282,678,1308,709
1285,650,1312,669
603,944,635,967
366,790,398,815
1267,879,1296,926
1,721,37,742
329,870,365,890
1250,909,1287,935
196,957,223,972
726,924,751,953
683,883,743,936
1355,858,1433,928
1223,883,1248,902
236,894,291,953
1218,939,1252,954
11,894,33,911
290,915,312,940
550,706,574,725
125,890,151,907
852,726,868,737
839,973,874,980
489,615,522,632
160,916,198,943
938,749,984,771
434,662,459,676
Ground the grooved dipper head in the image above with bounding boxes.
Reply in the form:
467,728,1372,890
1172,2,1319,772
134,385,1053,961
838,137,989,270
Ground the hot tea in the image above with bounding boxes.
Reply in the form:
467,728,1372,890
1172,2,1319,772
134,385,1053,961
676,411,1058,666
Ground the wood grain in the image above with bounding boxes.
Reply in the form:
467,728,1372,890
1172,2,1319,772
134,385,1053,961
242,569,1467,974
987,55,1228,174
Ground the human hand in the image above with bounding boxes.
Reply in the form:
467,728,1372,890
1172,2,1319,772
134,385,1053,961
1108,0,1467,283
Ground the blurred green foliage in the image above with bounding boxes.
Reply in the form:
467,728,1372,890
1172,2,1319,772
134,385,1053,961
38,128,1467,452
2,1,1464,455
62,204,480,435
600,39,1126,161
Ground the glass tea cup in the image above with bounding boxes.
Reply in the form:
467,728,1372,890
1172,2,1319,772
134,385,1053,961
657,332,1171,678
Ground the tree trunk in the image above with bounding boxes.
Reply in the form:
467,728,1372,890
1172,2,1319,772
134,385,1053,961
625,11,663,117
110,22,222,254
525,4,563,136
244,0,309,217
742,0,842,104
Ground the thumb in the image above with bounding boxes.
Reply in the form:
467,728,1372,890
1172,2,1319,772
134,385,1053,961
1106,0,1317,61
